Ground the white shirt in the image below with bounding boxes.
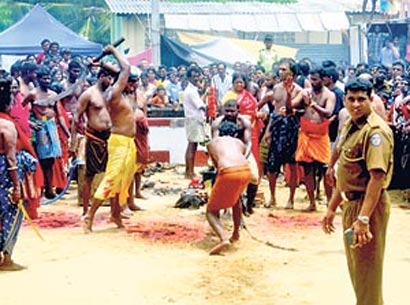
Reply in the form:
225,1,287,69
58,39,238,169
211,74,232,104
183,82,206,120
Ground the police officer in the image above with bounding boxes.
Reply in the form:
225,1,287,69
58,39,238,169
322,77,393,305
257,34,278,74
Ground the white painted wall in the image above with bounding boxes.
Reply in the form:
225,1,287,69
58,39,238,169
149,121,207,164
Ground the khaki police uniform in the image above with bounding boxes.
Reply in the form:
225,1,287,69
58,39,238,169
336,110,393,305
258,49,278,74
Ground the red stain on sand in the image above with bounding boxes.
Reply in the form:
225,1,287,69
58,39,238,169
22,211,106,229
125,220,206,243
22,211,207,243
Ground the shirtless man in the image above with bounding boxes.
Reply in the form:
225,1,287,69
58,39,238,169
263,58,302,209
83,44,136,232
24,65,70,199
61,60,84,120
18,61,37,100
206,121,251,255
71,62,115,217
292,67,336,211
212,99,256,215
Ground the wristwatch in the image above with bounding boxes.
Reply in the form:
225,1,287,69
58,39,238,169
357,215,370,225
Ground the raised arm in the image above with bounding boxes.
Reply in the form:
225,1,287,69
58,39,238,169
104,45,130,103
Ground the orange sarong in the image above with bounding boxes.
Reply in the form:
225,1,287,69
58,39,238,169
295,117,331,164
207,164,251,211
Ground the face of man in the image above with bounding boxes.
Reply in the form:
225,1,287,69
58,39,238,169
50,44,59,54
392,64,404,78
344,90,372,122
210,65,218,76
42,41,50,52
159,68,167,79
126,78,139,93
141,76,149,86
69,67,81,82
264,40,273,50
28,69,37,82
310,73,323,92
140,59,148,71
217,64,225,77
223,102,239,121
278,63,292,82
188,71,199,86
255,69,264,81
100,74,113,91
38,74,51,91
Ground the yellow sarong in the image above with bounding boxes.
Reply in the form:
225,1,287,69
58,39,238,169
221,91,238,106
94,134,137,206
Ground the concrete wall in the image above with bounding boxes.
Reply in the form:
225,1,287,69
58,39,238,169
148,118,207,165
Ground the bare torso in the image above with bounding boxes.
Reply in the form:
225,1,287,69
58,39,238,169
207,136,247,169
273,82,302,114
108,91,136,137
61,79,84,115
300,87,335,123
31,88,58,120
0,119,17,159
83,86,112,132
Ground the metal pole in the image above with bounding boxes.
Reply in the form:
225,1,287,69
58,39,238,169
151,0,161,65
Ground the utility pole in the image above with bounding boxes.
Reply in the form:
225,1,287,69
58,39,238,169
151,0,161,65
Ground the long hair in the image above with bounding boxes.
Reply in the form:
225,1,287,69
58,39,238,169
0,77,12,113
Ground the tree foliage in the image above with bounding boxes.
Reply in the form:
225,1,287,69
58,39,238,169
0,0,110,44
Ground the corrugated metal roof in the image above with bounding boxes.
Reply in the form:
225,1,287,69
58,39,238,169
104,0,363,15
164,12,349,32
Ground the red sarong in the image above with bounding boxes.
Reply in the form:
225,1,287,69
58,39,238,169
52,101,69,189
295,117,331,164
237,90,264,177
0,113,43,219
207,164,251,211
135,117,150,164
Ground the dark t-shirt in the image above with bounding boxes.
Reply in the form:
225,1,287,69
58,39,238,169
329,86,344,142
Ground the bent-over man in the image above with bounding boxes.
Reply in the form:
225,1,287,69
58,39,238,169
206,121,251,255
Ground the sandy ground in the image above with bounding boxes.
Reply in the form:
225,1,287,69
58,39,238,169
1,165,409,305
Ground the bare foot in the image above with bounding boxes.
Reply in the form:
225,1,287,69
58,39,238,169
209,240,231,255
82,216,92,233
284,202,294,210
121,207,133,219
128,203,144,211
110,217,125,228
134,193,148,200
0,261,26,271
302,205,317,212
229,233,240,243
264,199,276,209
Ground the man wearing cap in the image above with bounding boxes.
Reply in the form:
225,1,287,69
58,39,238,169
258,35,278,74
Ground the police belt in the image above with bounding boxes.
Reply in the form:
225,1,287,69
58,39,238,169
341,191,365,201
341,189,385,202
